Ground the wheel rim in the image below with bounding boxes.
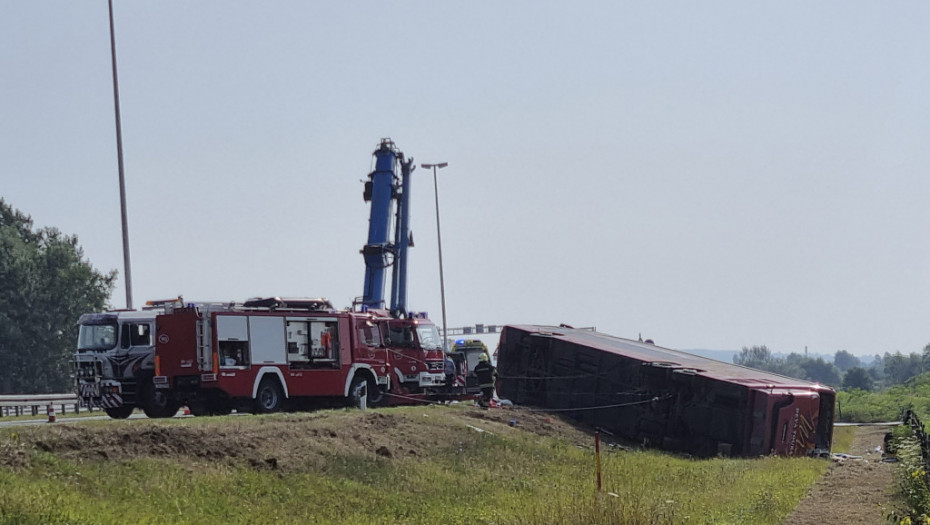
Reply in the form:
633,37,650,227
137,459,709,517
260,386,278,410
151,390,169,409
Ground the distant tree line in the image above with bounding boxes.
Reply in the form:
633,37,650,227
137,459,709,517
733,344,930,391
0,199,114,393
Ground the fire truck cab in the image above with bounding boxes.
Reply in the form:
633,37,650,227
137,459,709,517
73,309,169,419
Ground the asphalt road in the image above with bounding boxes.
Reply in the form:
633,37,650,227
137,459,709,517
0,411,193,428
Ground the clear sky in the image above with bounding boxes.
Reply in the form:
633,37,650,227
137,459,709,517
3,2,929,357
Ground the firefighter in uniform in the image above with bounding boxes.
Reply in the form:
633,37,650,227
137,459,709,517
473,353,497,407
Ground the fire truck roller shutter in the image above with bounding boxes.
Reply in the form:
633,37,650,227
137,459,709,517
248,316,287,365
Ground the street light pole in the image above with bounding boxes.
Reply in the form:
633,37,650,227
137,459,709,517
421,162,449,351
108,0,133,310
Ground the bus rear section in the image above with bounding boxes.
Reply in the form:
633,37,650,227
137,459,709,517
748,387,834,457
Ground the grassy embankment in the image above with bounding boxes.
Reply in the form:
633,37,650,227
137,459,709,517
0,405,839,525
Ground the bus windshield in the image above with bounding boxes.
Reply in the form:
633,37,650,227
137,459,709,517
77,323,118,351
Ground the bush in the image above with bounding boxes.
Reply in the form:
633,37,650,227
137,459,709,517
889,427,930,524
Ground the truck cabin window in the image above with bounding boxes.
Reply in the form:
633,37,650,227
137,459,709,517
78,323,118,351
357,322,381,347
130,323,151,346
120,323,152,349
415,325,442,351
386,324,416,348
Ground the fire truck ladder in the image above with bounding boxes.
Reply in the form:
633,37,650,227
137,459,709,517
195,309,213,371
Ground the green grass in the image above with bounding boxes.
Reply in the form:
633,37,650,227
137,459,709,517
830,425,856,454
837,372,930,423
0,408,834,525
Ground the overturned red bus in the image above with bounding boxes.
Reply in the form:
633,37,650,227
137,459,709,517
496,325,835,457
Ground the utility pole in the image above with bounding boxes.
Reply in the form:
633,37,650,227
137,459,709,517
108,0,133,309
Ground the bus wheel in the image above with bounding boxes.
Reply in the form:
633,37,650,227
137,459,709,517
254,377,283,413
104,405,134,419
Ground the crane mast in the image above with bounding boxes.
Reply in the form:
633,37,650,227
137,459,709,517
360,138,415,317
390,157,414,315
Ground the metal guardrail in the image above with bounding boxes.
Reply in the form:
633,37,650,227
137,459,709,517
0,394,81,417
903,411,926,446
901,409,930,496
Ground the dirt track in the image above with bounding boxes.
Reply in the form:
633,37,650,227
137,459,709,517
782,425,899,524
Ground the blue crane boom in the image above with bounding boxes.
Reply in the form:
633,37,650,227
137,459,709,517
360,138,415,317
390,157,414,315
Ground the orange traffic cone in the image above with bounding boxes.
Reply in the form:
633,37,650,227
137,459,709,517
47,404,56,423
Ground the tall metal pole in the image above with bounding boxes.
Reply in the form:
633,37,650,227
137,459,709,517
421,162,448,350
108,0,133,309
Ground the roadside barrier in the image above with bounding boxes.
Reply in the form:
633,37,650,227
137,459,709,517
900,410,930,492
0,394,80,418
903,410,930,469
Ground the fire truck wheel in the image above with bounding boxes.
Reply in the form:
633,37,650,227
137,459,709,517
368,381,387,407
254,378,283,413
141,381,182,419
368,381,384,406
104,405,134,419
348,376,381,408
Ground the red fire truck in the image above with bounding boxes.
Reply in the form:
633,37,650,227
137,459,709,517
152,298,446,415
